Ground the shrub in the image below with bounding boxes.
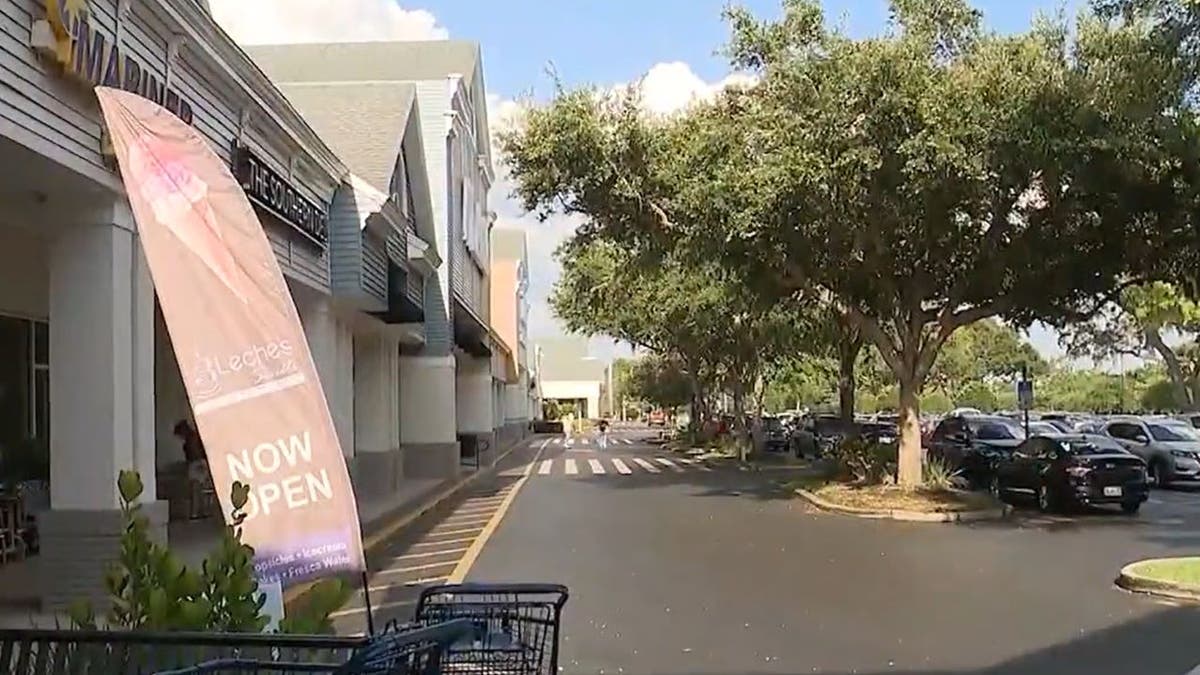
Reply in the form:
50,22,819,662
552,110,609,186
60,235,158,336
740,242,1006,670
922,456,957,492
829,437,897,485
70,470,347,634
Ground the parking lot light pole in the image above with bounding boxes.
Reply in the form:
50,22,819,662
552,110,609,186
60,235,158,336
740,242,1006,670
1021,363,1030,437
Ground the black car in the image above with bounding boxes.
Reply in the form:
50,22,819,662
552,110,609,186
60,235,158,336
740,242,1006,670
926,414,1026,487
762,416,790,452
991,434,1148,513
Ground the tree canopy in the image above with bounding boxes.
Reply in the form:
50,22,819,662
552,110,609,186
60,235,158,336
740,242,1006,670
502,0,1200,484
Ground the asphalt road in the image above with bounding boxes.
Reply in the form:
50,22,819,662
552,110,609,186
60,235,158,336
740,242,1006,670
467,426,1200,675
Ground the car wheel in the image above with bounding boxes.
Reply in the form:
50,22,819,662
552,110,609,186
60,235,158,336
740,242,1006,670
1148,460,1168,488
1120,500,1141,515
1037,484,1055,513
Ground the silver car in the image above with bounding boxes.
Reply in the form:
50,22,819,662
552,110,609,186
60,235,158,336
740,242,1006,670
1100,417,1200,486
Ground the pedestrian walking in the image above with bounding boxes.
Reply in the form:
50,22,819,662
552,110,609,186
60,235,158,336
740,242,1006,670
598,418,610,449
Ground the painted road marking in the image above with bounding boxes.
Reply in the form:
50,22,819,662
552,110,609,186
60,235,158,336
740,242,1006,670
447,438,551,583
580,437,589,446
392,547,470,561
623,438,633,445
632,457,661,473
679,458,713,472
331,598,414,619
564,459,579,475
374,561,457,576
538,459,553,475
656,457,684,472
368,576,445,593
411,536,476,548
588,459,606,474
553,438,562,445
612,458,633,474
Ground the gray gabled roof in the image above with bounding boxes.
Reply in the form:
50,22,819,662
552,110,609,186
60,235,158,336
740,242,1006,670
245,41,481,88
277,82,415,195
245,41,491,170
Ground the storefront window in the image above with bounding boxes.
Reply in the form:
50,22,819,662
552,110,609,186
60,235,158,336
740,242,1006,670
0,316,49,449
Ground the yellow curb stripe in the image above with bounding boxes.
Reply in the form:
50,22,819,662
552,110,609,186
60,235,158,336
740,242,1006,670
447,439,550,583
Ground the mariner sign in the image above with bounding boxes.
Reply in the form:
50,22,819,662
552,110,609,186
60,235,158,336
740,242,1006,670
34,0,195,125
233,145,329,246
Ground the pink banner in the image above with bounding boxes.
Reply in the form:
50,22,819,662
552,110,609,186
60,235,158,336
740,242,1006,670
95,87,365,584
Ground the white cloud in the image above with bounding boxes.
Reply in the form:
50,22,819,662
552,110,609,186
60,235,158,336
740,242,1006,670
208,0,448,45
635,61,756,116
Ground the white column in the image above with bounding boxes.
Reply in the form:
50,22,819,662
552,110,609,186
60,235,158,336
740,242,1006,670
401,355,456,443
455,355,493,434
49,220,137,510
131,243,156,501
301,298,353,457
353,333,392,454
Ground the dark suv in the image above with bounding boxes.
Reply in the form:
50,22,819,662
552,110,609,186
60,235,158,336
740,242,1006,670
926,414,1027,487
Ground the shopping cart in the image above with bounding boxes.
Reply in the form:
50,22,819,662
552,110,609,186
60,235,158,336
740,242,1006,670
401,583,569,675
150,619,475,675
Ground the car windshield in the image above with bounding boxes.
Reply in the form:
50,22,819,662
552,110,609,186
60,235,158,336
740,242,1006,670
1148,423,1198,442
968,419,1026,440
1027,422,1060,435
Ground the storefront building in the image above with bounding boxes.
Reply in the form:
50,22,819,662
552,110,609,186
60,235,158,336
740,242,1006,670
0,0,356,610
246,41,500,474
490,227,533,443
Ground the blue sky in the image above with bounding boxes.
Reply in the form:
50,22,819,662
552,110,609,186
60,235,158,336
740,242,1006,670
419,0,1084,100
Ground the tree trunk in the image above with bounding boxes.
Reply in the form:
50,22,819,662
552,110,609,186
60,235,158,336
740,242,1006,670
1145,328,1196,411
732,383,748,461
837,337,863,423
897,378,923,486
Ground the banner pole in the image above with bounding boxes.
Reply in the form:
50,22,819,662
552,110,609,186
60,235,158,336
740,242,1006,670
362,570,376,635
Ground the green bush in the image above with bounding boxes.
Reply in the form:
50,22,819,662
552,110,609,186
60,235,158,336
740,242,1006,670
922,456,956,492
69,470,348,634
829,437,897,485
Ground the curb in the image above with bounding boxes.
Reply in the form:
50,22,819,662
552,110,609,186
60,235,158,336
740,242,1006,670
793,488,1011,523
283,435,539,607
1115,558,1200,603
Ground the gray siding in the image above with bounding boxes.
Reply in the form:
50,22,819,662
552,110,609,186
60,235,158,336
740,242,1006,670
1,0,333,289
327,191,363,295
412,79,451,352
361,233,388,305
406,268,424,307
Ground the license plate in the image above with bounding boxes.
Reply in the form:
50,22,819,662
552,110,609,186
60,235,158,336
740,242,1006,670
1103,486,1123,497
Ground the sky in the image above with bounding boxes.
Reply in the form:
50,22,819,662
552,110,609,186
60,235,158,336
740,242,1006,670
210,0,1093,365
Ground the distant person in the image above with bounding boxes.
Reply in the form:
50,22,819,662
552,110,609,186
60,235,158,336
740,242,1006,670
562,411,574,441
174,419,210,519
598,418,610,449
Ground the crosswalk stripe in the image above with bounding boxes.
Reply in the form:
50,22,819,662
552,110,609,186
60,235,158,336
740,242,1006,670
538,459,552,475
566,438,575,447
588,459,605,474
656,457,683,472
679,458,713,472
580,437,589,446
626,438,634,445
553,438,562,446
565,459,578,475
612,458,633,474
632,457,661,473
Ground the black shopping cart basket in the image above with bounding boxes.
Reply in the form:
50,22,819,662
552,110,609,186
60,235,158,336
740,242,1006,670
407,583,569,675
150,619,474,675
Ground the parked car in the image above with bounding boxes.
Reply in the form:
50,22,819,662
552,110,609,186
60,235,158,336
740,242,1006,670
925,414,1027,487
763,416,790,453
991,433,1148,514
647,410,668,427
1098,416,1200,486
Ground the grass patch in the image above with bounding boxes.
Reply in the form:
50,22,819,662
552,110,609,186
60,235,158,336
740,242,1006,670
812,483,1000,513
1128,558,1200,588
